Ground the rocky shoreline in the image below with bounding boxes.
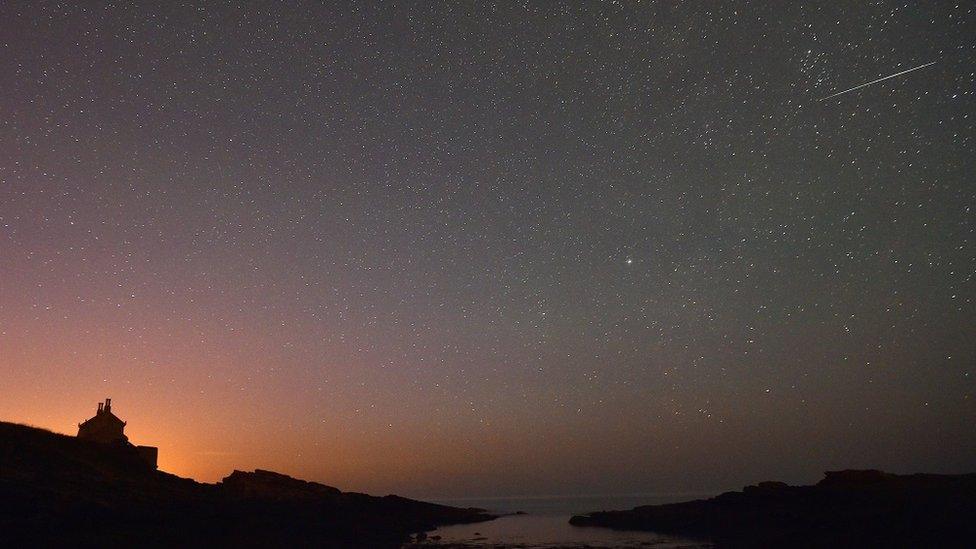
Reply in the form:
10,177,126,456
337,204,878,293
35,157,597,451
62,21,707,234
570,470,976,547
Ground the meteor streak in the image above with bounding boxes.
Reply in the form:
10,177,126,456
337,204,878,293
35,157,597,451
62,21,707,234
819,61,936,101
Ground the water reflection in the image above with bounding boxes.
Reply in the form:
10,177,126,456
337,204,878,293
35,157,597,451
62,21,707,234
414,494,713,548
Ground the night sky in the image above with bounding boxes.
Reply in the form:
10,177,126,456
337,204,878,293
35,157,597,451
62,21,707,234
1,2,974,499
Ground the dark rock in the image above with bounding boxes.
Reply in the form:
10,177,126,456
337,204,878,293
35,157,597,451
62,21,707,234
569,470,976,547
0,421,496,547
817,468,891,485
219,469,342,500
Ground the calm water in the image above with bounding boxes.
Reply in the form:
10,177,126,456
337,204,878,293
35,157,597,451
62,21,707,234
421,494,713,548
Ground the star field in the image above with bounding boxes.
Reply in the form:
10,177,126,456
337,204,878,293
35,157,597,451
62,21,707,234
0,2,973,497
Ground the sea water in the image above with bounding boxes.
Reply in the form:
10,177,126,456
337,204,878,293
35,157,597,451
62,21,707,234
423,494,713,548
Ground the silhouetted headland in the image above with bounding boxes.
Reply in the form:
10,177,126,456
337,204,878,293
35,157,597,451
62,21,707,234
569,469,976,547
0,414,495,547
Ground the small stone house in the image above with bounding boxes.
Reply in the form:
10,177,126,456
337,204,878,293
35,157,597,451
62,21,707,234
77,398,158,469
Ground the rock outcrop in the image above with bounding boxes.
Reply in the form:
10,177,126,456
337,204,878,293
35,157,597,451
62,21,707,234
569,470,976,547
220,469,343,500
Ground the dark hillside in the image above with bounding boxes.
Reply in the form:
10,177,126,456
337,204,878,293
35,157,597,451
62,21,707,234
570,469,976,547
0,422,493,547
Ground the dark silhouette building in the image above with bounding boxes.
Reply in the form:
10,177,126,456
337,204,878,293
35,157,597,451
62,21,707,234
77,398,128,444
77,398,157,468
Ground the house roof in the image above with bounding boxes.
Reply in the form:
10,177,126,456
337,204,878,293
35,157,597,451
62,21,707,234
79,410,126,428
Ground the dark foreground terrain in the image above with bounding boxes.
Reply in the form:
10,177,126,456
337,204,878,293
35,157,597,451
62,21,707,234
570,469,976,547
0,422,494,547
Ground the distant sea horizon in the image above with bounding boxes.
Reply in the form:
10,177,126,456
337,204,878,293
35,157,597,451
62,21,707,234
431,492,715,515
417,493,715,547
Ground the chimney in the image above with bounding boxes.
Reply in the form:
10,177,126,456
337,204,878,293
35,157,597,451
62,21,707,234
105,398,112,413
97,402,104,413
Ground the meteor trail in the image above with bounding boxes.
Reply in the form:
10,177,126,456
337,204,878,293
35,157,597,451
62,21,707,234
819,61,937,101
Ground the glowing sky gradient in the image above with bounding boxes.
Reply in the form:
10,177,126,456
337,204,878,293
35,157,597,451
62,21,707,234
1,2,974,499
